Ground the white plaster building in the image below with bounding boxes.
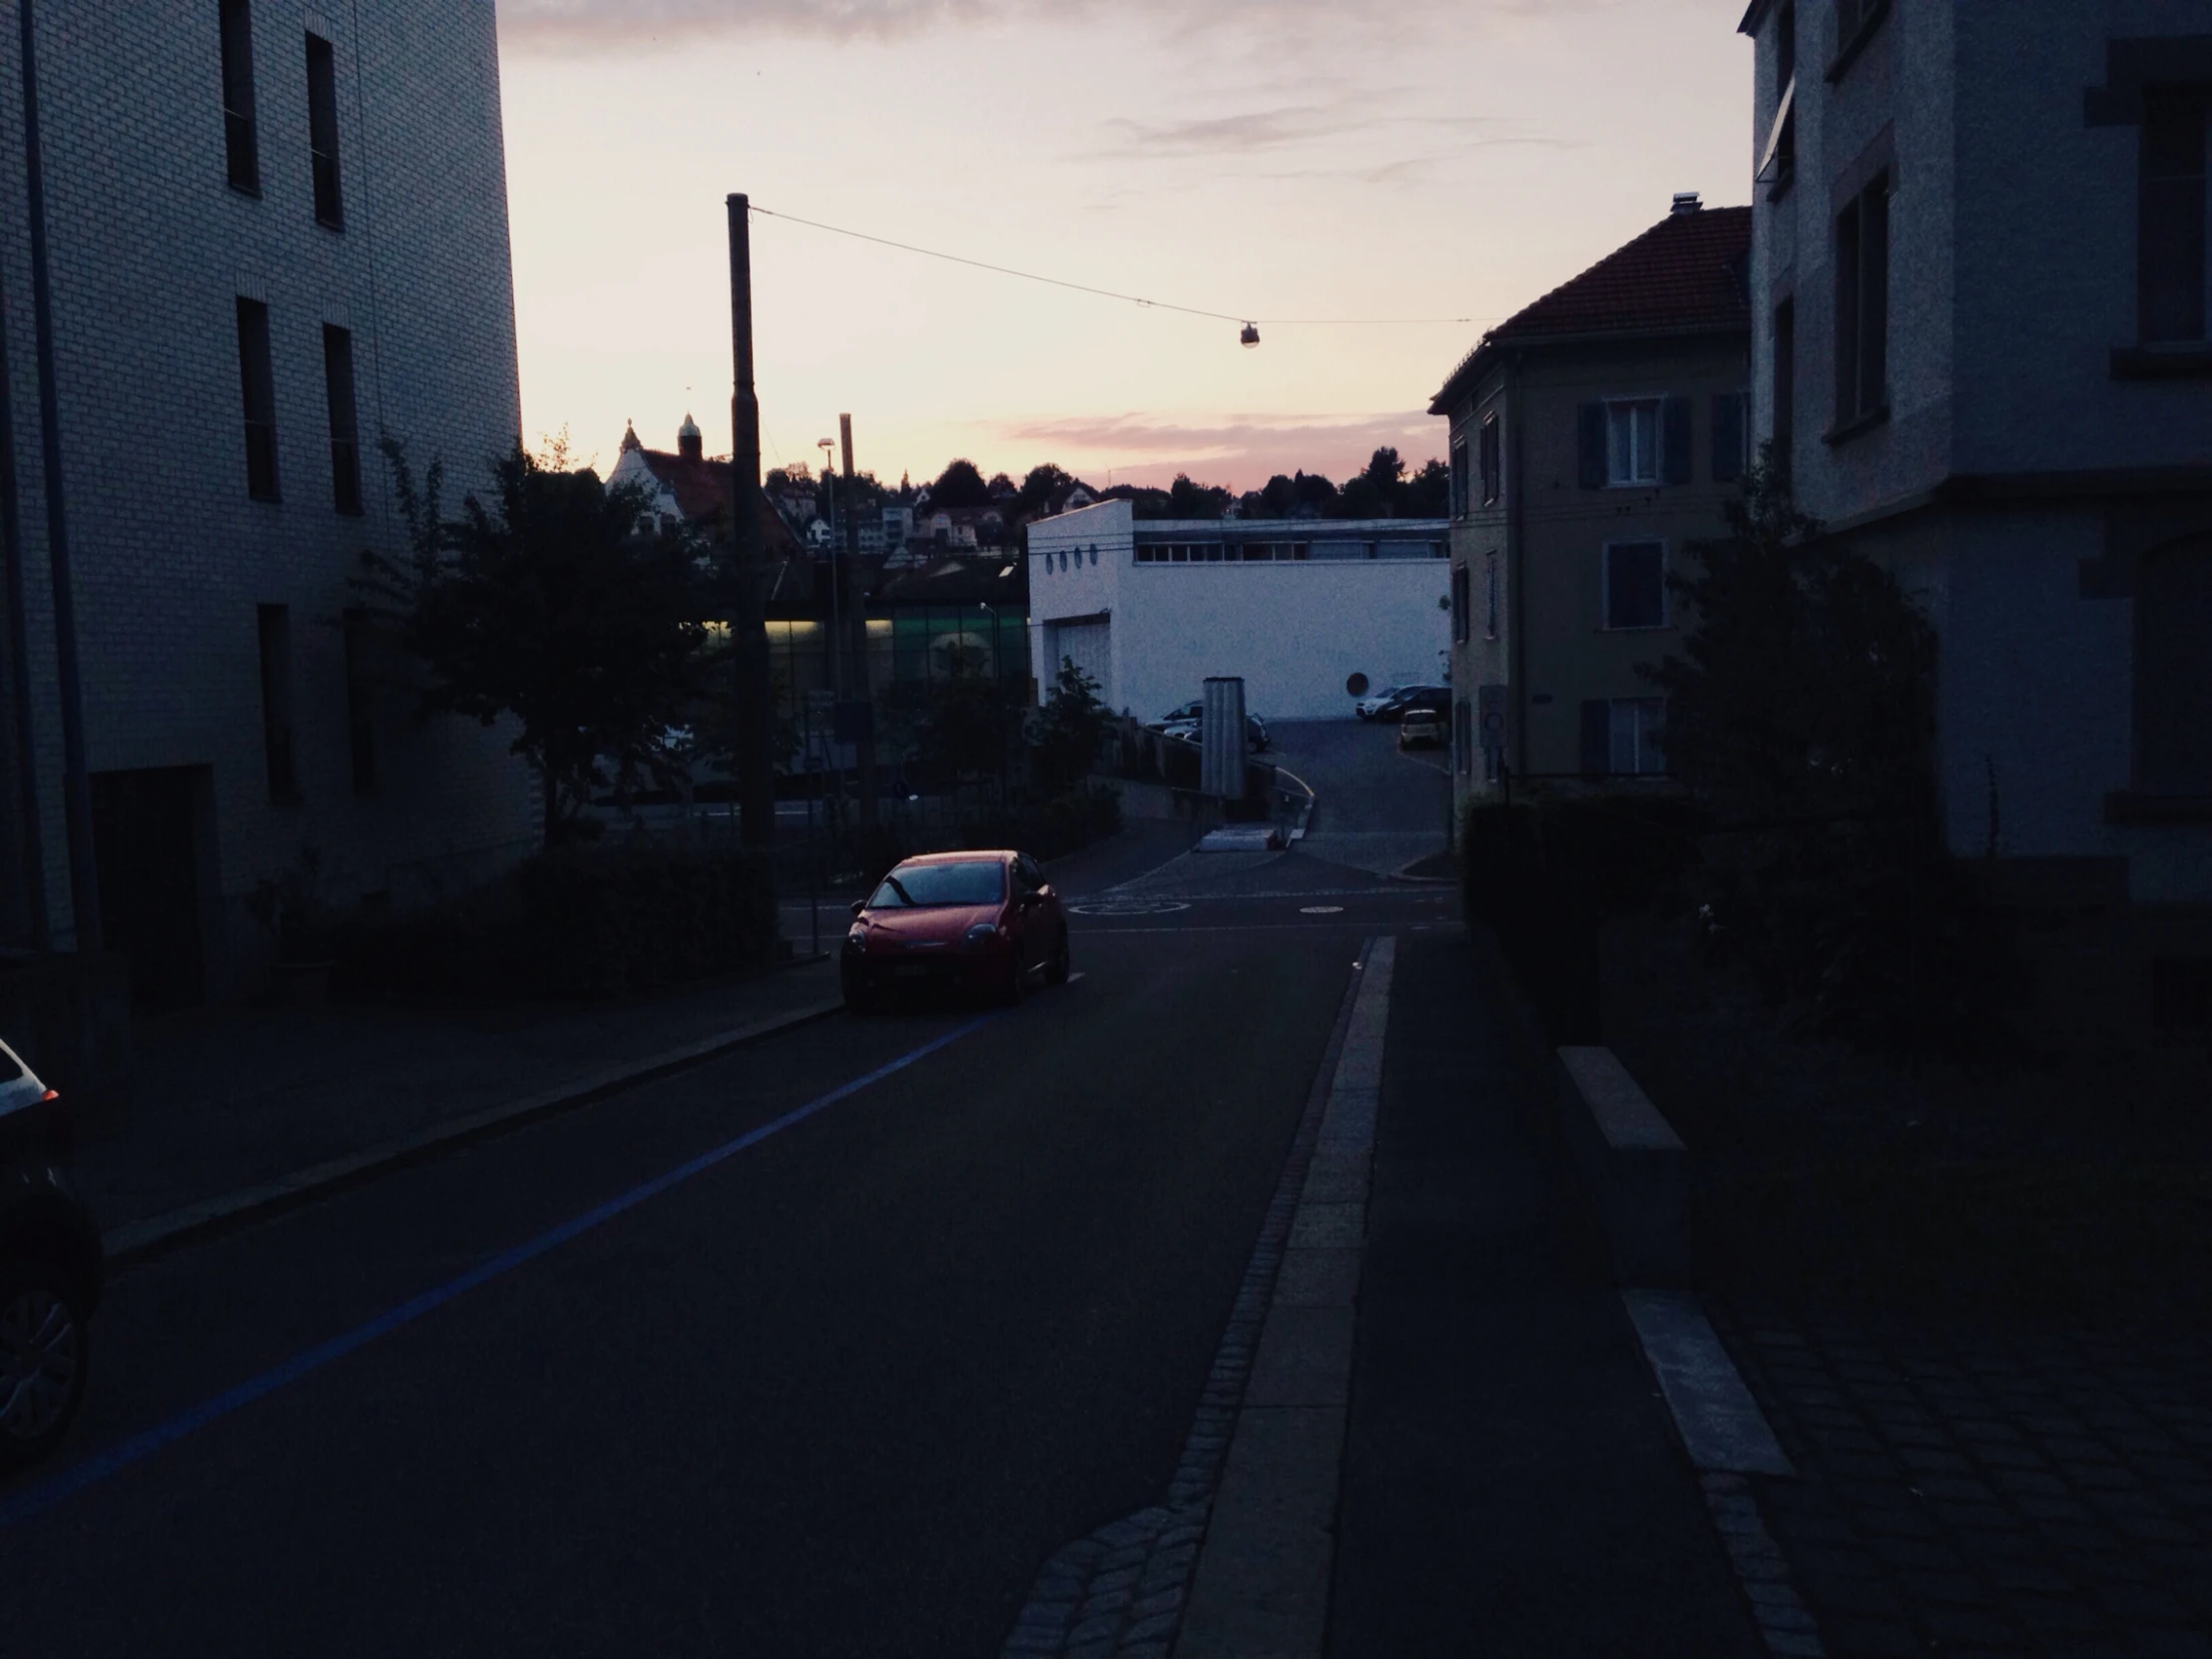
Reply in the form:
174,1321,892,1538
1026,500,1451,722
1738,0,2212,1036
0,0,535,1006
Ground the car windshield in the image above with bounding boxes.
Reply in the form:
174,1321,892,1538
869,861,1005,908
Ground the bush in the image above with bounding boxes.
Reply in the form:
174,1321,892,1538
335,843,780,1001
517,844,780,996
958,785,1123,862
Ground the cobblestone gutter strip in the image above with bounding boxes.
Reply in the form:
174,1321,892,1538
102,994,845,1271
998,940,1380,1659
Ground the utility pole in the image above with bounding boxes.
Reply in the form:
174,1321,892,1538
17,0,99,950
839,413,880,830
726,194,778,849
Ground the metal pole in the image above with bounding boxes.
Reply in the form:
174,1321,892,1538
17,0,99,949
839,413,880,831
0,221,51,949
726,194,777,848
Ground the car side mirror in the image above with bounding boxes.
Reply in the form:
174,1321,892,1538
849,899,866,917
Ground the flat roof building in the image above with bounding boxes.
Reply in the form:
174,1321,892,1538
1026,500,1450,722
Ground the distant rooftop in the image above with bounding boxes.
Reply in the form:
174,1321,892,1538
1430,203,1752,414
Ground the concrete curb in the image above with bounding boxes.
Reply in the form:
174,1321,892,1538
101,990,845,1270
1175,935,1396,1659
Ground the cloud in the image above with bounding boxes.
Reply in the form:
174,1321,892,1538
990,410,1446,490
497,0,1590,50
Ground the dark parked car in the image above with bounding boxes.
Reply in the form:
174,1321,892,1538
1374,685,1449,723
0,1037,102,1475
842,851,1070,1010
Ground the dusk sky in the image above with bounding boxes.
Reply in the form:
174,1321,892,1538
498,0,1752,493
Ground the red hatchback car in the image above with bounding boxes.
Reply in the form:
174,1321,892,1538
841,850,1071,1011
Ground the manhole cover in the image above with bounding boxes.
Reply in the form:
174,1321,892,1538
1068,899,1193,917
1300,905,1346,915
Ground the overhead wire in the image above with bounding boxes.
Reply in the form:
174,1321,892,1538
747,204,1490,330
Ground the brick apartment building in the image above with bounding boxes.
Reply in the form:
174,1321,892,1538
0,0,536,1007
1431,197,1753,811
1738,0,2212,1040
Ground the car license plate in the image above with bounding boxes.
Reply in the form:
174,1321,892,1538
893,964,930,979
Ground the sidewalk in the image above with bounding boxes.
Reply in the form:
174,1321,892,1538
1327,928,1764,1654
71,955,842,1243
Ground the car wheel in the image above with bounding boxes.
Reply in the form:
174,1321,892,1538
1045,935,1070,987
0,1258,90,1476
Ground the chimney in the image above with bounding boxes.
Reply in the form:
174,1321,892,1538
1671,192,1703,215
677,411,703,462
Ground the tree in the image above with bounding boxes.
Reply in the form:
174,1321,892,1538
927,458,992,509
1028,657,1112,796
356,440,725,848
1363,445,1406,494
1641,450,2010,1049
1292,470,1339,517
1014,463,1078,521
1401,457,1450,518
1166,473,1232,519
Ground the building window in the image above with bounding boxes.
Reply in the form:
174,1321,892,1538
343,607,377,795
1484,554,1500,640
1712,391,1749,482
1760,4,1797,198
1830,0,1889,77
236,297,280,502
1773,298,1797,465
2140,88,2207,345
1580,697,1667,778
1454,698,1474,776
220,0,260,194
257,603,299,803
1479,414,1501,505
305,33,344,229
1450,565,1470,645
1607,399,1662,484
2134,536,2212,795
322,323,362,515
1833,172,1891,431
1449,434,1469,517
1603,541,1666,630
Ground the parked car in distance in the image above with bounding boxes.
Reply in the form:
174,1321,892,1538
1355,685,1409,720
1158,715,1269,753
1398,708,1448,750
1145,700,1205,733
841,850,1070,1011
0,1037,102,1475
1375,686,1449,724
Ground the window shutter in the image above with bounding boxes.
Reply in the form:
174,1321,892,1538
1579,700,1610,778
1712,393,1744,482
1663,396,1693,485
1577,403,1607,489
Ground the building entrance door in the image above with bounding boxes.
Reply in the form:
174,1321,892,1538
90,766,212,1011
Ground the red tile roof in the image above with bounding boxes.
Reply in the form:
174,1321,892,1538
634,447,803,556
1430,205,1752,414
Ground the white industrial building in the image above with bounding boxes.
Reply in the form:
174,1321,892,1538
1026,500,1451,721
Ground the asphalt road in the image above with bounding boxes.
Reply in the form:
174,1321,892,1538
2,819,1452,1655
1269,718,1452,876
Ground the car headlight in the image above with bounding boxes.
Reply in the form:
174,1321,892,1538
964,922,1002,949
844,924,867,951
